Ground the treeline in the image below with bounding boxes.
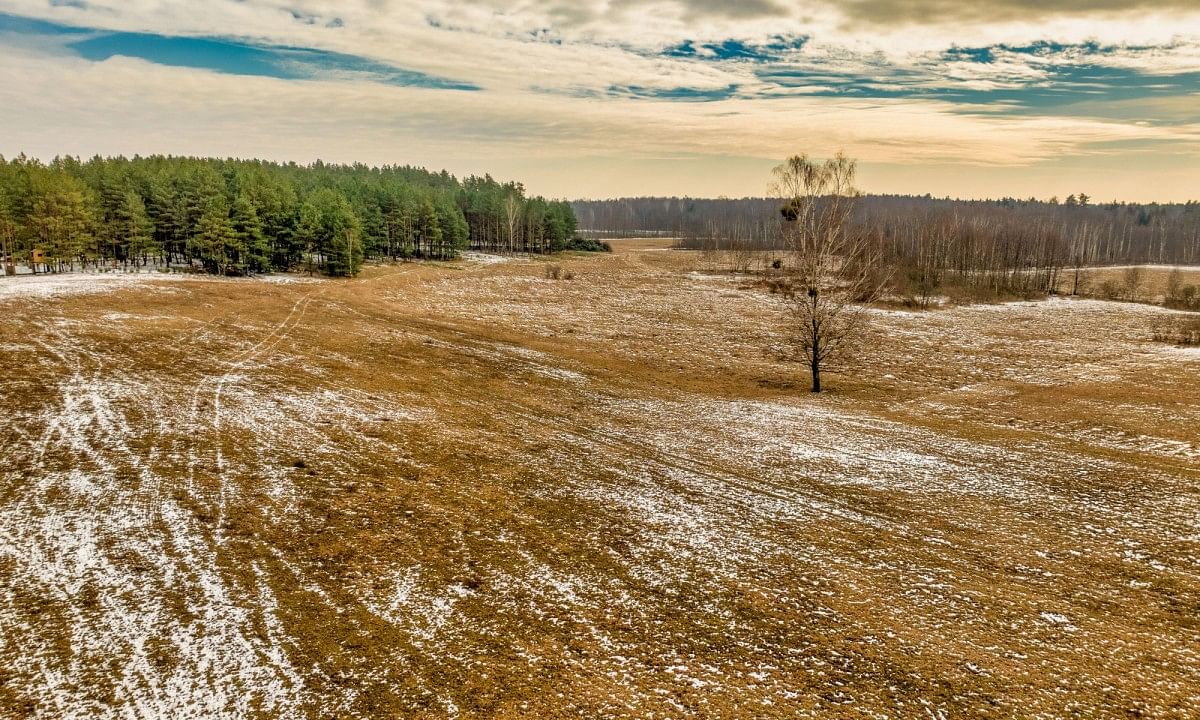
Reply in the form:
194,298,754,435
574,197,779,246
575,195,1200,264
575,194,1200,302
0,154,580,277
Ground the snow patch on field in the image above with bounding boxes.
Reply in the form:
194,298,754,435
422,337,589,384
256,274,325,285
0,272,322,302
364,569,476,646
461,252,515,265
0,381,309,717
0,273,206,301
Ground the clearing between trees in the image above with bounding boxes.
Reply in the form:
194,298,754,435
1,241,1198,719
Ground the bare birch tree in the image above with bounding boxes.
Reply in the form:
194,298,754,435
774,153,882,393
504,193,522,254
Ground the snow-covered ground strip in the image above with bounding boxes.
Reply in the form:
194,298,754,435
255,274,325,285
1083,264,1200,272
460,251,516,265
0,271,326,301
0,272,195,300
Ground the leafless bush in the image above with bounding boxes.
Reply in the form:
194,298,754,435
1123,266,1144,301
765,277,793,295
1166,268,1183,300
1098,279,1122,300
725,243,755,274
1164,268,1199,310
1152,315,1200,345
542,264,575,281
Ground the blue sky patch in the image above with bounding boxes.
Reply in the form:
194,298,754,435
0,11,478,90
0,11,89,35
609,84,740,101
662,35,807,62
756,43,1200,117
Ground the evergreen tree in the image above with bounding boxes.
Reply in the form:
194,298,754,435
119,191,157,265
231,193,270,273
418,197,442,258
25,170,93,272
302,189,363,276
0,153,581,275
192,200,239,274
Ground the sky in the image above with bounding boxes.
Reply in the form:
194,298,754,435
0,1,1197,201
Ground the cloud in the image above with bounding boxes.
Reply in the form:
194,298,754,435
661,36,808,62
0,0,1197,200
64,28,479,90
750,41,1200,122
632,0,788,21
607,83,740,101
837,0,1200,26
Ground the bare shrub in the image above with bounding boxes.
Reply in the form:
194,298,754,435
1152,314,1200,345
766,277,793,295
1098,279,1122,300
542,264,574,281
1166,268,1183,301
1164,269,1199,310
726,240,755,274
1123,266,1144,301
1176,285,1198,310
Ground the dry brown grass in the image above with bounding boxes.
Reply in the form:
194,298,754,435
1058,265,1200,303
1,242,1198,718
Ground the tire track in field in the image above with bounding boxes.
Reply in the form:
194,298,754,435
185,287,324,515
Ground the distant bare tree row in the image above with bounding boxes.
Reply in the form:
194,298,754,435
574,195,1200,303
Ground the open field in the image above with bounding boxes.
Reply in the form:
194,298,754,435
1,240,1198,719
1055,266,1200,303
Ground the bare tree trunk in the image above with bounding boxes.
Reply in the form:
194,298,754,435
810,335,821,393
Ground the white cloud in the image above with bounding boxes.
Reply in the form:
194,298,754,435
0,0,1197,200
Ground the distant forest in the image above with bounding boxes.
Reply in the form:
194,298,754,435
574,195,1200,267
0,155,579,276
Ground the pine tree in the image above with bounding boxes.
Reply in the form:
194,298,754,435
418,197,442,258
119,191,157,266
301,189,362,276
26,170,94,272
231,193,269,273
192,200,238,274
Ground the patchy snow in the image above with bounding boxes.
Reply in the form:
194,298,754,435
0,272,202,300
256,274,325,285
461,252,516,265
0,271,325,301
1084,264,1200,272
3,250,1198,718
